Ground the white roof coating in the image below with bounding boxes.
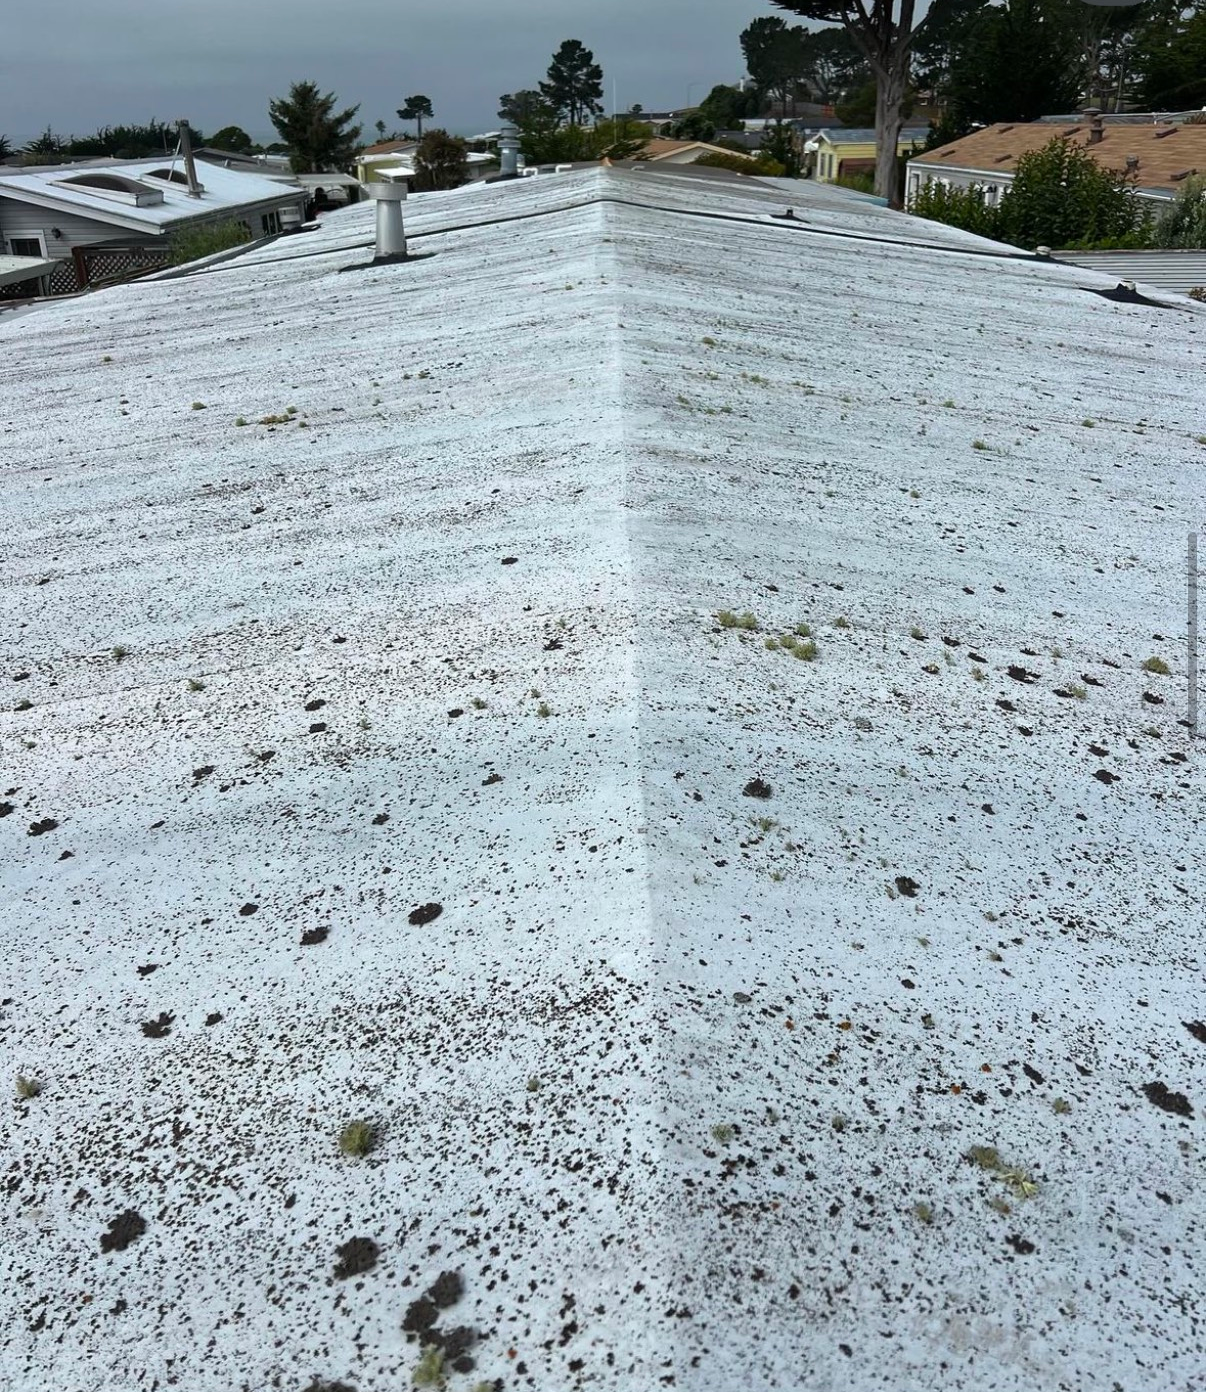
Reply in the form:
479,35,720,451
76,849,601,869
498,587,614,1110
0,254,59,288
0,158,303,231
1,166,1204,1392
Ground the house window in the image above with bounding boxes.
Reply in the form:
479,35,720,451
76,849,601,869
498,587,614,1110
9,236,46,258
261,210,281,235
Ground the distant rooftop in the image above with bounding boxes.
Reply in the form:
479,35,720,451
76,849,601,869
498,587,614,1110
1038,110,1206,125
0,157,305,231
816,127,931,145
914,119,1206,194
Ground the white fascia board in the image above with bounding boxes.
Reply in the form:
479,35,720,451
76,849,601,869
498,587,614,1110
0,185,163,235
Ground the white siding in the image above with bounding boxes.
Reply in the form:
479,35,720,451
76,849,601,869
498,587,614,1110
0,192,307,257
0,200,124,258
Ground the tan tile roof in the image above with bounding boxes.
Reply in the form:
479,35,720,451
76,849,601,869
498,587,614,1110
912,121,1204,192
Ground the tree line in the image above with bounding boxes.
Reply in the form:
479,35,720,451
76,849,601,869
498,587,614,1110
761,0,1206,202
6,4,1204,205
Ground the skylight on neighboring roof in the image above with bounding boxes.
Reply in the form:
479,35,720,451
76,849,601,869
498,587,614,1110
145,168,192,186
54,172,165,206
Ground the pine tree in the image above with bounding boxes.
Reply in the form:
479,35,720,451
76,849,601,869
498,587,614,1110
539,40,604,126
740,17,808,115
268,81,362,173
397,96,435,138
498,91,555,127
209,126,253,153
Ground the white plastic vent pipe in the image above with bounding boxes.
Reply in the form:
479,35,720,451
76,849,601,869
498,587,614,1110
367,181,408,260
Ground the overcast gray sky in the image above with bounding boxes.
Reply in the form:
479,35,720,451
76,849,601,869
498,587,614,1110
3,0,785,145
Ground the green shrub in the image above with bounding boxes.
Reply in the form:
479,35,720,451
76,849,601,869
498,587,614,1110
694,150,786,177
909,179,1000,239
412,129,468,191
910,137,1153,250
836,170,876,196
1142,656,1170,675
170,220,253,267
1152,175,1206,249
997,139,1152,250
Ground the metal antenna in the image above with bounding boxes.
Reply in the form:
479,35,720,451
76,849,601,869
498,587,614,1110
176,119,202,197
1189,531,1199,738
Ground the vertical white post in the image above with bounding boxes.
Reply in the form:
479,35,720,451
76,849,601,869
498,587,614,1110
1189,531,1199,738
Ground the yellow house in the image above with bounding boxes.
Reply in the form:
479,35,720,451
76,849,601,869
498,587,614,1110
355,139,420,188
810,127,929,184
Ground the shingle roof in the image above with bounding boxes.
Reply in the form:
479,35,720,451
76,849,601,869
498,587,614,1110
636,137,756,161
1,166,1204,1392
914,120,1206,191
359,138,419,157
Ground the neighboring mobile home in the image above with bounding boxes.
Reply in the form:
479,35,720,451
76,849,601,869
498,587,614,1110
0,159,306,295
810,127,930,184
907,113,1206,209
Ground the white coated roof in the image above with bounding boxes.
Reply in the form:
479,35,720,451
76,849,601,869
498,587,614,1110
0,253,59,288
0,158,304,233
1,166,1204,1392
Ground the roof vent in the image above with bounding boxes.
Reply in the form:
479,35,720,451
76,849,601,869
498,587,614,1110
498,125,520,178
1125,154,1139,170
367,180,409,261
1084,109,1105,144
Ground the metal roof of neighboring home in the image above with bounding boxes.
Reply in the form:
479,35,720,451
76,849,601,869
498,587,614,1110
816,127,930,146
1,165,1204,1392
0,159,304,234
1038,110,1204,125
1053,248,1206,295
914,119,1206,192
